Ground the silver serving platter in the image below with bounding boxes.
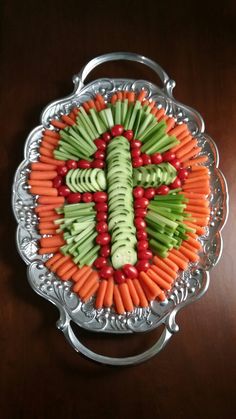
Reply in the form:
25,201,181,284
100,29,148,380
12,53,229,365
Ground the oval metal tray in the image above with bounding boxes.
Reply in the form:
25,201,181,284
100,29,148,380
12,53,229,365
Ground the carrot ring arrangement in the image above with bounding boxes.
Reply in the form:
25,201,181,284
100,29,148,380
28,89,210,314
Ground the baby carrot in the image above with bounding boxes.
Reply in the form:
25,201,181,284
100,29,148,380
68,111,76,121
113,285,125,314
183,181,209,190
116,91,123,100
29,170,57,180
50,255,70,272
165,117,176,132
151,107,158,116
39,146,54,158
171,135,192,152
28,180,53,188
140,271,165,299
72,266,90,282
95,100,102,111
83,282,99,303
56,260,76,277
168,252,188,270
95,93,106,108
73,269,93,293
79,271,99,299
83,102,90,112
178,246,199,263
39,155,65,166
38,246,60,255
61,114,75,126
150,265,174,284
31,162,57,171
119,283,134,312
176,139,198,159
41,141,55,151
45,252,62,268
87,100,96,109
171,249,189,262
39,215,61,223
38,221,57,230
155,108,165,121
35,204,63,213
39,229,58,235
178,130,191,141
184,221,205,236
103,277,114,307
161,256,179,272
39,210,57,218
126,278,140,306
152,256,177,279
137,89,147,102
40,235,65,248
37,196,64,205
191,165,208,173
186,205,210,215
133,279,149,307
185,236,202,250
60,266,78,281
128,91,135,102
182,241,201,253
168,123,188,137
95,280,108,309
180,147,202,162
182,156,208,168
189,216,209,227
147,269,171,290
42,135,59,146
30,187,58,197
111,94,118,104
184,175,209,184
51,119,67,129
43,129,60,139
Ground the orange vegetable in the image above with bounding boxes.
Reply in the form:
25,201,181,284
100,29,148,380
42,136,59,146
31,162,57,171
29,170,57,180
88,100,96,109
50,255,70,272
39,229,58,235
38,246,60,255
178,246,199,263
178,130,191,141
151,107,158,116
147,269,171,290
95,93,106,108
28,180,53,188
182,156,208,168
117,91,123,100
61,114,75,126
30,187,58,197
83,282,99,303
41,141,55,151
168,252,188,270
155,108,165,121
127,91,135,102
40,235,65,248
37,196,64,205
180,191,208,199
133,279,148,307
95,99,102,111
171,135,192,152
60,266,78,281
183,180,209,190
119,283,134,312
72,266,90,282
103,277,114,307
184,221,205,235
95,280,108,309
153,256,177,279
191,164,208,172
51,119,67,129
161,256,179,272
179,146,202,162
137,89,147,102
150,264,174,284
168,123,188,137
45,252,62,268
111,94,118,104
35,204,63,213
184,175,210,184
176,139,198,159
56,260,76,277
182,241,201,253
39,210,57,218
83,102,90,112
113,285,125,314
78,271,99,299
39,146,54,158
184,236,202,250
73,268,93,293
139,271,163,299
43,129,60,139
39,155,65,166
126,278,140,306
38,222,58,230
186,205,210,215
165,117,176,133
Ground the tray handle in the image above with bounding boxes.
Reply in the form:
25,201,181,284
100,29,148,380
57,317,174,366
73,52,175,97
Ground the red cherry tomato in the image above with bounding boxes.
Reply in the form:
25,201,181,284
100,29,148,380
131,149,141,158
82,192,93,202
133,187,144,199
134,217,146,230
93,192,107,203
171,158,181,170
162,151,176,162
57,165,68,176
100,245,110,258
95,202,108,212
136,230,147,240
178,168,189,180
134,208,147,218
155,185,170,195
137,240,148,252
111,124,124,137
96,211,108,222
67,192,82,204
94,139,106,150
94,150,105,160
134,197,149,208
96,233,111,246
170,177,182,189
91,159,105,169
96,221,108,233
144,188,155,199
66,159,77,170
151,153,163,164
100,265,114,279
130,139,142,149
141,154,152,165
138,249,153,260
123,130,134,141
77,160,91,169
93,257,108,269
114,270,126,284
58,185,70,197
52,175,63,188
136,260,150,272
102,132,111,142
122,264,138,279
132,157,143,167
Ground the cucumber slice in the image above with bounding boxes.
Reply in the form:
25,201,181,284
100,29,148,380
111,247,137,269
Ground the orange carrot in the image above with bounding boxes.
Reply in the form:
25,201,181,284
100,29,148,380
156,291,166,302
35,204,63,213
188,168,209,177
39,210,57,218
179,147,202,162
68,111,76,121
147,269,171,290
95,93,106,108
117,91,123,100
50,255,70,272
153,256,177,279
185,236,202,250
39,229,58,235
83,102,90,112
56,260,76,277
137,89,147,102
29,170,57,180
128,91,135,102
155,108,165,120
39,214,60,222
37,196,64,205
186,205,210,215
43,129,60,139
28,180,53,188
133,279,149,307
111,94,118,104
178,131,191,141
189,215,209,226
182,156,208,168
39,146,54,158
183,181,209,190
95,100,102,111
83,282,99,303
60,266,78,281
103,277,114,307
141,281,155,301
139,272,163,299
61,114,75,126
87,100,96,109
185,199,209,207
113,285,125,314
161,256,179,272
45,253,62,268
72,266,90,282
95,280,108,309
185,187,210,195
39,155,65,166
191,165,208,172
171,249,189,262
51,119,67,129
41,141,55,151
151,264,174,284
30,187,58,197
168,123,188,137
73,107,79,116
40,235,65,248
184,221,205,236
184,175,210,184
73,270,92,293
182,241,201,253
178,246,199,262
31,162,57,171
168,252,188,270
38,246,60,255
78,271,99,299
38,221,57,230
126,278,140,306
176,139,198,159
171,135,192,152
151,107,158,116
119,283,134,312
165,117,176,132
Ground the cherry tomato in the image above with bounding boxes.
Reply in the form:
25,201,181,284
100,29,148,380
162,151,176,162
94,192,107,203
171,158,181,170
130,139,142,149
178,168,189,180
144,188,155,200
114,270,126,284
133,187,144,199
94,139,106,150
100,245,110,258
82,192,93,202
132,157,143,167
95,202,108,212
122,264,138,279
67,192,82,204
96,211,108,222
137,240,148,252
91,159,105,169
58,185,70,197
111,124,124,137
123,130,134,141
100,265,114,279
94,150,105,160
138,250,153,260
96,221,108,233
170,177,182,189
57,165,68,176
134,197,149,208
141,154,152,165
53,175,63,188
136,260,150,272
66,159,77,170
131,149,141,158
136,230,147,240
96,233,111,245
135,208,147,217
77,160,91,169
155,185,170,195
134,217,146,230
93,257,108,269
151,153,163,164
102,132,111,142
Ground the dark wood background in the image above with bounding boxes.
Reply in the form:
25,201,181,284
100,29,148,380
1,1,236,418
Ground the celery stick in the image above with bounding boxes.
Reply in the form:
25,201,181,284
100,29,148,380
149,238,169,253
137,113,154,137
115,100,122,125
157,140,180,154
89,108,106,135
127,100,141,130
78,245,100,266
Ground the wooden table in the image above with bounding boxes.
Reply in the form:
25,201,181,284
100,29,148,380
1,1,236,418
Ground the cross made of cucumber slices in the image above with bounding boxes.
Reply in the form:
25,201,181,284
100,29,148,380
65,135,177,269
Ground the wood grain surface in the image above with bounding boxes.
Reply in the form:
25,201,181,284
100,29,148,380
1,1,236,418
